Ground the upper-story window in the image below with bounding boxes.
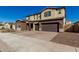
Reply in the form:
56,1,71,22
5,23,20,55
58,9,61,14
17,24,21,28
37,15,38,19
56,9,61,14
39,15,41,19
44,11,51,17
34,15,35,19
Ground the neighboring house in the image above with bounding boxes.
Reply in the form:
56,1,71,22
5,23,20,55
15,20,28,31
4,23,16,30
9,23,16,30
65,20,72,25
64,20,72,32
65,21,79,32
25,7,66,32
4,23,11,29
0,23,4,29
73,21,79,32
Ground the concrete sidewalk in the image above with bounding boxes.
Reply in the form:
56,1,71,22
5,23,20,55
0,32,78,52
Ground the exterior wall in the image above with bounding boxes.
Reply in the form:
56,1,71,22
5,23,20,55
33,22,39,31
35,15,37,21
21,23,27,31
29,16,35,21
0,26,4,29
38,19,64,32
4,23,10,29
65,22,79,32
73,23,79,32
31,19,64,32
38,14,41,20
16,26,21,31
54,9,65,18
41,8,65,20
27,8,65,21
16,22,27,31
33,23,35,31
28,14,41,21
59,18,65,32
39,23,42,31
12,24,16,30
3,23,16,30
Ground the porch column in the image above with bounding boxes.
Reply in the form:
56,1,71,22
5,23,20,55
29,23,31,31
39,23,42,31
33,23,35,31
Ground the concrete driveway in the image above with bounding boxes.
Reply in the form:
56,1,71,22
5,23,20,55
51,32,79,48
0,32,78,52
13,31,58,41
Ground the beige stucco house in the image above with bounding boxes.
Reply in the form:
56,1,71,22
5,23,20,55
4,23,15,30
25,7,66,32
4,23,11,29
11,23,16,30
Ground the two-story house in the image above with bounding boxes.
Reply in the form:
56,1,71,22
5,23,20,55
26,7,66,32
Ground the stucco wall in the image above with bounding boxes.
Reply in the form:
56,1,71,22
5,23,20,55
12,24,16,30
32,19,65,32
4,23,10,29
28,14,41,21
16,22,27,31
28,8,65,21
29,16,34,21
41,8,65,20
38,14,41,20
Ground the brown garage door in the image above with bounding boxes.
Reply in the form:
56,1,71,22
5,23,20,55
41,23,59,32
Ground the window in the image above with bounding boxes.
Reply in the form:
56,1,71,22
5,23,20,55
58,9,61,14
56,9,61,14
34,15,35,19
18,25,21,28
44,11,51,17
39,15,41,19
17,24,21,28
37,15,38,19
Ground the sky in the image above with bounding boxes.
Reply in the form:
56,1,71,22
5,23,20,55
0,6,79,23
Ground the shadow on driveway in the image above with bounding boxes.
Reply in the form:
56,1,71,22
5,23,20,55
51,32,79,48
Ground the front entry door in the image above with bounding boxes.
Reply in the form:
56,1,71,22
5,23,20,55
35,23,39,31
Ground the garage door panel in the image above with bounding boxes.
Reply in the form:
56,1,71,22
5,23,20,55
42,23,58,32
